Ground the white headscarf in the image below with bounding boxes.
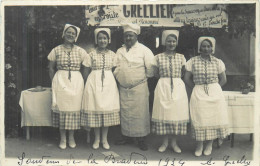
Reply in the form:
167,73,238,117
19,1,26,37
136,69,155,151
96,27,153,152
161,30,179,46
198,36,216,54
94,28,111,44
62,24,81,42
122,23,140,35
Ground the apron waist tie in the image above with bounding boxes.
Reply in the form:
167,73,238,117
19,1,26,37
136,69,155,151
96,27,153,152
119,79,147,89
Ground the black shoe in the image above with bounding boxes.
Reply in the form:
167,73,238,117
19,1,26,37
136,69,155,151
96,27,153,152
138,141,148,151
115,138,133,145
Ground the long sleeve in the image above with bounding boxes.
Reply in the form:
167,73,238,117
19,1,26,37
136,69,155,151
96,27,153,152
143,46,155,78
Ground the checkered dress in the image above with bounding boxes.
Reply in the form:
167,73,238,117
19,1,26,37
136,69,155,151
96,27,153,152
191,125,229,141
191,55,219,95
48,44,87,130
81,49,120,128
81,112,120,127
186,55,229,141
83,49,116,70
52,111,81,130
186,55,224,85
156,53,185,78
151,53,189,135
54,46,82,71
191,55,219,84
152,121,188,135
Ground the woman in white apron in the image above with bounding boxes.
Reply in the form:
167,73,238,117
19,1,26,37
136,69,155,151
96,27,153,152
184,37,229,156
151,30,189,153
81,28,120,150
48,24,88,149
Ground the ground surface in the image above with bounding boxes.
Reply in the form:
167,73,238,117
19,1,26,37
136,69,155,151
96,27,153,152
4,126,255,166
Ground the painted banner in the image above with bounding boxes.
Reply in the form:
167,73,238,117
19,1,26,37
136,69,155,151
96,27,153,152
85,4,228,28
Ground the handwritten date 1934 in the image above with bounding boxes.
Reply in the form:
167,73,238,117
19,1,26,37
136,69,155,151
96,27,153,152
158,157,185,166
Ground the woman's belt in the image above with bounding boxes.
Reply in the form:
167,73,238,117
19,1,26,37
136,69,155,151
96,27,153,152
119,79,147,89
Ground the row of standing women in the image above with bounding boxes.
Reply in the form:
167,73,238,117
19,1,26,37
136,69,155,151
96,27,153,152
48,23,229,157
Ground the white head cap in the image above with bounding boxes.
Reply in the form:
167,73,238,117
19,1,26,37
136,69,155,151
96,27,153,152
122,23,140,35
94,28,111,44
161,30,179,46
198,36,216,54
62,24,81,42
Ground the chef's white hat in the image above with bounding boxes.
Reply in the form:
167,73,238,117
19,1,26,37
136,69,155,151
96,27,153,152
161,30,179,46
198,36,216,54
94,28,111,44
62,24,81,42
122,23,141,35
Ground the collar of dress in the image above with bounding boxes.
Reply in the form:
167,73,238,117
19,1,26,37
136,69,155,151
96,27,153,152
164,52,177,58
199,54,214,63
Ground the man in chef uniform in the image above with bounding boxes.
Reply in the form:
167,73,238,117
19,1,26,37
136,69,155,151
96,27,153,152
114,23,154,151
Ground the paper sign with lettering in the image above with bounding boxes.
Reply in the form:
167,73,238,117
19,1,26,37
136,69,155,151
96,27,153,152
85,4,228,28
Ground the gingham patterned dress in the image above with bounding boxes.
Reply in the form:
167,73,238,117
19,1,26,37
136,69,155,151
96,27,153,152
151,53,189,135
186,55,229,141
47,44,87,130
81,49,120,128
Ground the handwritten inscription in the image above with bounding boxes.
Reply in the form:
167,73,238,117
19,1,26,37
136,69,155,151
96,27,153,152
17,152,252,166
104,152,148,164
17,152,59,165
223,155,251,166
200,158,215,165
158,157,185,166
88,153,99,164
66,154,82,165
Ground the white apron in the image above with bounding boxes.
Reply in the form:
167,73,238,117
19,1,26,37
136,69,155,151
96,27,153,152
52,70,84,113
82,70,120,113
190,83,228,129
120,81,150,137
152,78,189,122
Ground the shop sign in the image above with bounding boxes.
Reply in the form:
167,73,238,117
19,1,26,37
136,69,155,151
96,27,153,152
85,4,228,28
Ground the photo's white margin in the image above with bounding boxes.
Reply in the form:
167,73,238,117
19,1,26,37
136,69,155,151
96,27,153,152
0,0,259,165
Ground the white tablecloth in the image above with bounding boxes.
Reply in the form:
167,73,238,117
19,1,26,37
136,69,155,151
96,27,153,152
224,91,254,134
19,88,52,127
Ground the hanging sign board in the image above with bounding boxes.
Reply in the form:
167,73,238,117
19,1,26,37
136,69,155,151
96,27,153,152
85,4,228,28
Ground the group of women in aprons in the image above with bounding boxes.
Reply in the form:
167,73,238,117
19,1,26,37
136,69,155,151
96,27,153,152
48,24,120,151
48,24,229,157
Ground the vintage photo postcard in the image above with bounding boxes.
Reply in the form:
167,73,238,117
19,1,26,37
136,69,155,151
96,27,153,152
0,0,259,165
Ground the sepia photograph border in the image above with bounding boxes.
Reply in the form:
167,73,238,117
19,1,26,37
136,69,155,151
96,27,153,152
0,0,259,166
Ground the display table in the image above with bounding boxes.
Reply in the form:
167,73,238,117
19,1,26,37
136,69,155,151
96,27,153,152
19,87,90,142
19,87,52,140
223,91,254,147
